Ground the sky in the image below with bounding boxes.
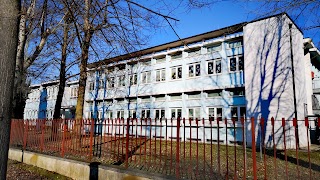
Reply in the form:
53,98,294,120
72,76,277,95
144,1,319,49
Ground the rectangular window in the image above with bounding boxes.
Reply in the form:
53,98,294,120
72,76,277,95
207,90,222,98
229,56,244,72
240,107,246,118
117,110,124,119
156,69,166,82
208,107,223,121
71,87,78,97
170,94,182,100
156,56,166,64
187,92,201,99
154,95,166,101
89,82,95,91
188,63,201,77
129,110,136,118
141,109,150,118
98,80,104,89
129,74,137,85
228,87,245,96
187,48,201,57
231,107,238,120
171,66,182,80
141,71,151,84
118,75,125,87
230,106,246,121
105,111,113,119
171,108,182,119
206,44,222,53
228,41,242,49
140,96,150,102
207,59,221,75
170,52,182,60
98,111,103,119
155,109,165,119
188,107,200,119
107,77,115,88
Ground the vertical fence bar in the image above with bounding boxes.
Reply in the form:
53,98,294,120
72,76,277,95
149,118,152,169
90,119,94,161
251,117,257,180
170,118,173,175
217,117,221,176
125,118,130,168
293,118,299,178
271,117,277,179
176,117,180,179
189,118,192,178
154,118,157,168
61,122,67,157
23,120,29,150
203,118,206,176
40,120,45,152
160,118,163,168
232,118,236,180
183,118,186,173
282,118,288,179
210,118,213,177
225,118,229,180
305,117,311,180
260,117,267,180
165,118,168,174
241,117,246,180
196,118,199,179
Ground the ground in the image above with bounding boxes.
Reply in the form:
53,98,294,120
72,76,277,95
7,160,72,180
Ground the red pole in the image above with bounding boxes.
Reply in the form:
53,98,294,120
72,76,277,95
241,117,246,180
196,118,199,179
282,118,288,179
305,117,311,180
61,123,67,157
271,117,277,179
23,120,29,150
125,118,130,168
251,117,257,180
176,117,180,179
232,118,236,180
293,118,300,178
260,118,267,180
217,117,221,176
203,118,206,176
89,119,94,161
225,118,229,180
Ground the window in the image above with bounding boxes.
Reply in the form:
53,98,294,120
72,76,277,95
141,109,150,118
208,107,223,121
207,90,222,98
98,111,103,119
170,52,182,60
230,106,246,121
89,82,95,91
71,87,78,97
154,95,166,101
140,96,150,102
207,59,221,74
228,87,245,96
98,80,104,89
206,44,221,53
228,41,242,49
156,69,166,82
170,94,182,100
229,55,244,72
171,66,182,80
129,110,136,118
87,111,93,119
141,59,151,66
187,48,201,57
187,92,201,99
156,56,166,64
118,75,125,87
105,111,113,119
155,109,165,119
141,71,151,84
108,77,115,88
117,110,124,118
171,108,182,119
129,74,137,85
188,107,200,119
188,63,201,77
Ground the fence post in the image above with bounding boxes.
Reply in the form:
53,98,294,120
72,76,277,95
90,119,94,161
251,117,257,180
23,120,29,150
40,120,45,152
61,120,67,157
125,118,130,169
176,117,180,179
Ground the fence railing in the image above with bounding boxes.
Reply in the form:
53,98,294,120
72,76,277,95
9,117,320,179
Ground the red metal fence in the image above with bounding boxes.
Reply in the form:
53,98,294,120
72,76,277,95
9,117,320,179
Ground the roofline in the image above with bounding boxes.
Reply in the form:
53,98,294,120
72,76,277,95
88,12,302,69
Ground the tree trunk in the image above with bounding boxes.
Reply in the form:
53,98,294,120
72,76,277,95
53,13,69,120
75,0,92,119
0,0,20,178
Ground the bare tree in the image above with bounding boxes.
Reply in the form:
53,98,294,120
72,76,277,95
0,0,20,178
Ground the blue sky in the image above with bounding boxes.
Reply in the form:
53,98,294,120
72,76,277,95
146,1,319,48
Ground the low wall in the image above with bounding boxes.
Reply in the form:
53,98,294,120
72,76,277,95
8,148,168,180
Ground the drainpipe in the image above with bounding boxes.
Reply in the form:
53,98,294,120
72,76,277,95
289,23,299,147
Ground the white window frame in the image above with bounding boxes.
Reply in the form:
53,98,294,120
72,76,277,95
155,109,165,119
227,40,242,49
129,74,137,86
228,55,244,72
118,75,125,87
171,66,182,80
141,109,151,118
170,94,182,101
170,108,182,119
107,77,115,88
230,106,246,121
128,110,136,118
207,59,222,75
105,111,113,119
208,107,223,121
98,79,104,90
71,87,78,98
188,62,201,77
141,71,151,84
156,69,166,82
89,82,95,91
206,44,222,53
187,92,201,99
188,107,201,120
117,110,124,119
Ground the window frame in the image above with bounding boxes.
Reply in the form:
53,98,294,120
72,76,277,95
188,62,201,78
171,66,182,80
228,55,244,73
208,107,223,121
207,59,222,75
155,69,166,82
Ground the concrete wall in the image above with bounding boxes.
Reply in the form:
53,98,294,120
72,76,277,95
8,149,163,180
244,14,308,148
